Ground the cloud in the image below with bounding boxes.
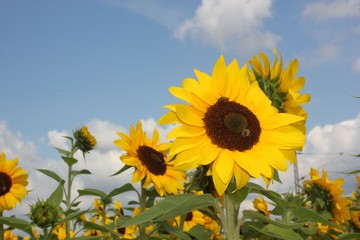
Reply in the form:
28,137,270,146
303,43,341,67
173,0,281,55
352,57,360,73
269,113,360,195
303,0,360,21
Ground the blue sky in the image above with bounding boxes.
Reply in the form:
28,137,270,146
1,0,360,216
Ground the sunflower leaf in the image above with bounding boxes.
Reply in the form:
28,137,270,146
78,188,107,198
188,225,213,240
110,164,132,176
62,156,78,166
119,193,217,227
46,182,64,208
294,206,336,226
59,209,89,223
242,210,304,229
336,233,360,240
249,223,303,240
37,169,65,184
0,216,34,237
161,222,192,240
104,183,139,201
72,169,92,177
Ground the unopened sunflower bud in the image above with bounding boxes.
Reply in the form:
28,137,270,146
74,126,97,154
30,200,59,228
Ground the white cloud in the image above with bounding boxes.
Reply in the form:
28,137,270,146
304,43,341,66
173,0,281,55
352,57,360,73
303,0,360,21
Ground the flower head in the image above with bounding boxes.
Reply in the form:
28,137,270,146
173,210,206,232
304,168,351,225
114,121,187,196
352,211,360,229
253,196,271,217
0,152,28,212
30,200,59,228
159,55,306,195
74,126,97,154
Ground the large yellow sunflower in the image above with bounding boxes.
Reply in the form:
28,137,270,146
248,50,310,133
0,152,28,212
158,55,306,196
114,121,186,196
304,168,351,225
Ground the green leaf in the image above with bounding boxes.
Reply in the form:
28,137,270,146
78,188,107,198
104,183,139,201
83,221,119,238
0,216,34,237
294,206,336,226
188,225,213,240
346,168,360,174
119,194,217,227
72,169,92,177
337,233,360,240
68,236,104,240
46,182,64,208
110,164,132,176
232,186,249,209
62,156,78,166
256,224,303,240
54,147,71,156
37,169,65,184
161,222,192,240
242,210,304,229
59,210,89,223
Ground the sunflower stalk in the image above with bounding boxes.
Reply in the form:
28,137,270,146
223,190,240,240
65,142,77,238
139,184,147,240
0,211,3,240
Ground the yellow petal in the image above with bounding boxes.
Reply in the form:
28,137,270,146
213,150,234,185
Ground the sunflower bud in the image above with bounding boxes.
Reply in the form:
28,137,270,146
74,126,97,154
30,200,59,228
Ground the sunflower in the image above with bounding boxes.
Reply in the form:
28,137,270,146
158,56,306,195
0,152,28,212
114,121,187,196
74,126,97,154
352,211,360,229
3,230,17,240
304,168,351,225
253,196,271,217
248,50,310,134
173,210,206,232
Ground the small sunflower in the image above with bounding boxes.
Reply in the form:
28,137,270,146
352,211,360,229
114,121,187,196
159,55,306,195
248,50,310,117
74,126,97,154
0,152,28,212
4,230,17,240
253,196,271,217
173,210,206,232
304,168,351,225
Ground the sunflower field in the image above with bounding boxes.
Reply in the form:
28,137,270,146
1,51,360,240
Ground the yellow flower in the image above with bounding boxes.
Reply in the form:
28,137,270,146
203,215,224,239
352,211,360,229
4,230,17,240
114,121,187,196
74,125,97,154
173,210,206,232
0,152,28,212
115,225,137,239
53,223,75,240
113,200,124,216
253,196,271,217
159,55,306,195
248,50,310,117
304,168,351,225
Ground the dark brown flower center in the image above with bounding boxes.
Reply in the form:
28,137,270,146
203,97,261,151
0,172,12,196
137,146,166,175
117,227,126,234
185,212,193,221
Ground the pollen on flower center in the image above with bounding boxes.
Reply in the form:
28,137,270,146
203,98,261,151
0,172,12,196
137,146,167,176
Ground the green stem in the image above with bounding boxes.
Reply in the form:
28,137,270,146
0,211,3,240
66,144,76,239
224,191,239,240
139,186,147,240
